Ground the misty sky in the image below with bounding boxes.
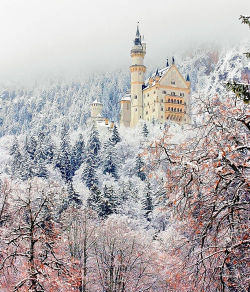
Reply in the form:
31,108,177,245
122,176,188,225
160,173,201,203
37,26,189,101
0,0,249,82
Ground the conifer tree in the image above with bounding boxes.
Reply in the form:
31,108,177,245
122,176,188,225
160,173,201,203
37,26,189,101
55,125,72,182
135,154,146,181
142,123,149,138
142,183,153,222
9,137,24,179
82,125,101,189
103,145,118,179
99,185,118,218
110,125,121,145
83,156,99,189
87,184,102,214
71,133,85,176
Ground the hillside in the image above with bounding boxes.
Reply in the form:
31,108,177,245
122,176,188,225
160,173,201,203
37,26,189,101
0,42,249,137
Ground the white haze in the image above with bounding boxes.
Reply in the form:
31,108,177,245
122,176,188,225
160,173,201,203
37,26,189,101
0,0,249,84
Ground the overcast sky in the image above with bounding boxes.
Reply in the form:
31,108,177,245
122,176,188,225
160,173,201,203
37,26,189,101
0,0,249,83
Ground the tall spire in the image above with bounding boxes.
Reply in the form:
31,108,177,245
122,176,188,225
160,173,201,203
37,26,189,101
134,21,142,45
136,21,140,37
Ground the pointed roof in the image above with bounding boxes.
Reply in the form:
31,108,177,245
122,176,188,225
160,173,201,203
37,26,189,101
136,23,140,37
156,68,159,76
186,73,190,82
134,22,141,46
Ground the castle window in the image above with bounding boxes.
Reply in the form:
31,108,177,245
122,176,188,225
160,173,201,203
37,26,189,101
177,108,179,112
177,100,179,104
174,108,176,112
180,93,184,97
161,108,163,111
147,94,149,97
171,99,173,103
168,107,170,111
154,91,156,94
168,98,170,102
135,108,137,112
180,100,182,104
171,107,173,111
184,102,186,105
180,109,182,112
162,90,166,94
134,95,137,99
146,111,148,115
171,81,175,85
171,92,175,96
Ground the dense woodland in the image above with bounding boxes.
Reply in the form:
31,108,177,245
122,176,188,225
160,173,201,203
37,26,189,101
0,17,249,292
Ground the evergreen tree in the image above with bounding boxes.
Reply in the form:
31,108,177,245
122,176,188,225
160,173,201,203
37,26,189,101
71,133,85,176
135,155,146,181
142,183,153,222
99,185,118,218
82,126,101,189
88,125,101,158
9,137,24,179
55,125,72,182
87,184,102,214
25,135,37,161
103,144,118,179
142,123,149,138
83,156,99,189
110,125,121,145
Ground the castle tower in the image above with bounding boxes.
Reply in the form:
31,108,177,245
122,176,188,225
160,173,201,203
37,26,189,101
130,24,146,127
120,90,131,127
91,100,103,121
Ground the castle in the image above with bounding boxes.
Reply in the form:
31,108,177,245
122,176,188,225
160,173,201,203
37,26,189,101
120,25,191,127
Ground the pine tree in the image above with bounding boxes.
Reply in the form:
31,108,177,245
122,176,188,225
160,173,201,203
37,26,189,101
142,123,149,138
55,125,72,182
135,155,146,181
142,183,153,222
110,125,121,145
87,184,102,214
88,125,101,158
99,185,118,218
83,156,99,189
71,134,85,176
9,137,24,179
82,126,101,189
103,144,118,179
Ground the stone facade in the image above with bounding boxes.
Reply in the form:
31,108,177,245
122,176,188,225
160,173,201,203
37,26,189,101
120,26,191,127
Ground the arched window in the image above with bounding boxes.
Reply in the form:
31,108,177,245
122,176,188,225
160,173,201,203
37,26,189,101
135,95,137,99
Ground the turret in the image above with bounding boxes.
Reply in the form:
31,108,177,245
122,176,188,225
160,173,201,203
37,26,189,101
91,100,103,120
130,23,146,127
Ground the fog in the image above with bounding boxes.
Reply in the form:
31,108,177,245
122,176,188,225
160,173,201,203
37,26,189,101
0,0,249,83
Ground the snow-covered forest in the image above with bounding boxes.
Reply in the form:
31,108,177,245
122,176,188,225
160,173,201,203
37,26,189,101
0,31,249,292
